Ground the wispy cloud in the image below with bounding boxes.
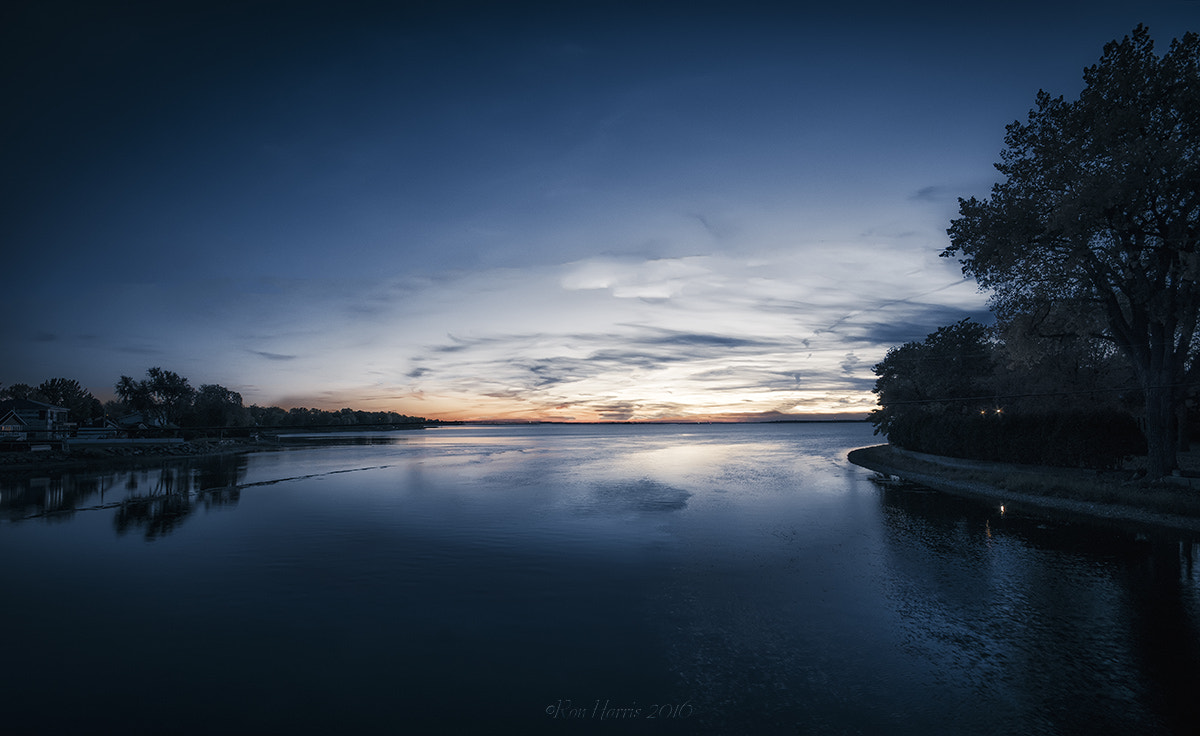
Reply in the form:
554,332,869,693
251,350,298,362
910,185,948,202
7,235,988,417
12,2,1193,417
211,246,990,419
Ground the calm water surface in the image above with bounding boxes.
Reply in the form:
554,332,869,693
2,423,1198,734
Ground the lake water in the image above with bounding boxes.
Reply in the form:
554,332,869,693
2,423,1198,734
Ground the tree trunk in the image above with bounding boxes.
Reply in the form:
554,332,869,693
1144,380,1178,479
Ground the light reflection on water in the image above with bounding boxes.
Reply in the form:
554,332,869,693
1,423,1198,734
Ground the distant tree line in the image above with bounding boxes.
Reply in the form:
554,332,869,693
872,27,1199,477
1,368,427,431
243,405,428,428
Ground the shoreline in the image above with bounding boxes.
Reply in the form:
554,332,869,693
0,437,283,475
0,425,438,475
847,444,1200,535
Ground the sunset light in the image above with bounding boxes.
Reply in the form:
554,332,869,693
3,4,1196,734
5,3,1193,423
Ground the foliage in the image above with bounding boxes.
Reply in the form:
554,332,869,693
191,384,250,428
989,304,1139,415
36,378,103,423
871,319,1145,469
0,378,102,423
115,367,196,426
10,366,429,433
0,383,41,401
943,26,1200,477
245,404,423,427
102,398,129,418
884,409,1144,469
869,319,997,439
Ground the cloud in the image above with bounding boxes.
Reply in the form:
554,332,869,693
251,350,298,361
9,229,988,418
595,401,640,422
12,0,1194,421
117,343,164,355
399,320,869,420
290,246,993,420
560,256,714,299
910,185,949,202
628,328,780,350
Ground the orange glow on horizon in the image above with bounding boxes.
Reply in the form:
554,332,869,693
268,392,874,424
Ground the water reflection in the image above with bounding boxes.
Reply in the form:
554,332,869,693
585,479,692,515
1,426,1198,735
873,478,1200,734
0,453,247,539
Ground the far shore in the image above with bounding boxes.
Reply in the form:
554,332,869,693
0,437,285,474
848,444,1200,535
0,426,432,475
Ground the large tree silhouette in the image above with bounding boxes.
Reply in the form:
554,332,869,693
115,367,196,426
36,378,102,423
945,26,1200,478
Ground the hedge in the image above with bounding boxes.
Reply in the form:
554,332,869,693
882,408,1145,469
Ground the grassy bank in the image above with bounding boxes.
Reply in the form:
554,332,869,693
848,444,1200,533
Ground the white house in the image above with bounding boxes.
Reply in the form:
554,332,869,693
0,398,71,440
0,410,28,441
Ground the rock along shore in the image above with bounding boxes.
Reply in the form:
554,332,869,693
848,444,1200,535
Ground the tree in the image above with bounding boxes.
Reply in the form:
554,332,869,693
115,368,196,426
871,319,1145,467
990,302,1138,415
146,368,195,425
944,26,1200,479
870,319,997,445
190,384,249,427
0,383,43,401
36,378,103,424
247,404,289,427
114,375,154,416
102,398,129,418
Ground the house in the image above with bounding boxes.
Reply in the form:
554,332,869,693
75,418,125,440
114,412,175,430
0,398,72,440
0,410,28,441
111,412,180,439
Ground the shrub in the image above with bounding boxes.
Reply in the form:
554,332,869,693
885,409,1144,469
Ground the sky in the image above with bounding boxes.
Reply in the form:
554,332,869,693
4,1,1199,422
